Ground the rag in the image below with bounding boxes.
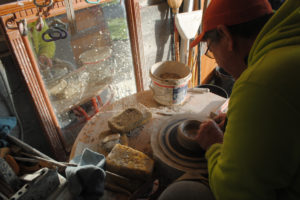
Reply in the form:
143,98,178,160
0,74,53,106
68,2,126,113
65,148,106,200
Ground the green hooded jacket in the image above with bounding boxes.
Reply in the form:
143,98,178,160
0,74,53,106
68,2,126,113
206,0,300,199
28,20,56,58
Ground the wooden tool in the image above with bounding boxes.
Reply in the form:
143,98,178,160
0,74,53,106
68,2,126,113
167,0,183,14
187,0,209,87
175,10,202,87
175,10,202,66
64,0,76,34
167,0,183,62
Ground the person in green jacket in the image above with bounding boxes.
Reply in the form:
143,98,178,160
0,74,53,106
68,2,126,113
28,19,56,68
159,0,300,199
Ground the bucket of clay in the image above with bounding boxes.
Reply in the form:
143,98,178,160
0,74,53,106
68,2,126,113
150,61,192,106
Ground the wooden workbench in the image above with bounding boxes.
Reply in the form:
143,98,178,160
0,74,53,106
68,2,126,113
70,89,226,199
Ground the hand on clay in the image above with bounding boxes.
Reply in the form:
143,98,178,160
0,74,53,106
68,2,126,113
195,119,224,151
213,113,227,131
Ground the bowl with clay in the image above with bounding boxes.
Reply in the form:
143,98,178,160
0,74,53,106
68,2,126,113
177,119,202,152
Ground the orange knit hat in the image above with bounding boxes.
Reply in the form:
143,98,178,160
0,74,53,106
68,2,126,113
190,0,273,48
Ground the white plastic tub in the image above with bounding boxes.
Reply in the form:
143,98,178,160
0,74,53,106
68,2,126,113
150,61,191,106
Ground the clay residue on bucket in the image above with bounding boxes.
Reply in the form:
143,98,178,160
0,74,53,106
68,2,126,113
159,72,182,79
150,61,192,106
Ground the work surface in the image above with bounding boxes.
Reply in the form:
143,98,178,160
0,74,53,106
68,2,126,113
69,90,226,198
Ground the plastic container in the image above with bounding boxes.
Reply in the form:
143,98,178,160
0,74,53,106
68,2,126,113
150,61,191,106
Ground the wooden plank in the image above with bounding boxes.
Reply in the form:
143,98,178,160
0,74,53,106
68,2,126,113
200,54,216,84
140,2,172,89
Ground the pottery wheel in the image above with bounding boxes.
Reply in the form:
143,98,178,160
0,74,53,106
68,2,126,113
151,114,208,173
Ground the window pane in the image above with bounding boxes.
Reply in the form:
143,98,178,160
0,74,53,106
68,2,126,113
27,0,137,149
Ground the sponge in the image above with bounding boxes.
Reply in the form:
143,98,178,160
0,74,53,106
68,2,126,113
106,144,154,181
108,107,151,133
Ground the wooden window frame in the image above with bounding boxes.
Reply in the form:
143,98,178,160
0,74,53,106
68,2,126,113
0,0,144,161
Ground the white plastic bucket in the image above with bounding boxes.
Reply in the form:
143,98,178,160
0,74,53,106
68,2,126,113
150,61,191,106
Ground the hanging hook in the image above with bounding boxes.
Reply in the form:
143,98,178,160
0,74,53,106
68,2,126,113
34,0,53,8
36,16,45,32
35,7,44,31
49,18,67,30
42,28,62,42
5,17,18,30
43,2,54,17
42,26,68,42
18,19,28,36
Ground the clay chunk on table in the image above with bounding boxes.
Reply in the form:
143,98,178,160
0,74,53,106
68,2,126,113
108,107,151,133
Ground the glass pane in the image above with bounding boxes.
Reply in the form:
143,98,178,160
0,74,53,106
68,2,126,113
27,0,137,149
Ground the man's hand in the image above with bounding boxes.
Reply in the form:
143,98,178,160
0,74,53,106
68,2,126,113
213,113,227,131
195,119,224,151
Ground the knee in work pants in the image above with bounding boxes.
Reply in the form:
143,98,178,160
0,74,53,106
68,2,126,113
158,180,215,200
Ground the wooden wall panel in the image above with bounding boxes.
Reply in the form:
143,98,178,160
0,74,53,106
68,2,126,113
200,54,216,84
199,0,216,84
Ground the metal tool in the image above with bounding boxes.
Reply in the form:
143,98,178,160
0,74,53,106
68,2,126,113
9,168,60,200
167,0,183,62
188,87,209,93
0,158,21,192
20,152,77,169
7,135,53,161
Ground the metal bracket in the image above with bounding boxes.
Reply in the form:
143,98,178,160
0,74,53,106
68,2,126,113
5,17,28,36
5,17,18,30
18,19,28,36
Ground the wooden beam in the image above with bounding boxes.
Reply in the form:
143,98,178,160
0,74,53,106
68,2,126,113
125,0,145,92
0,0,107,22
